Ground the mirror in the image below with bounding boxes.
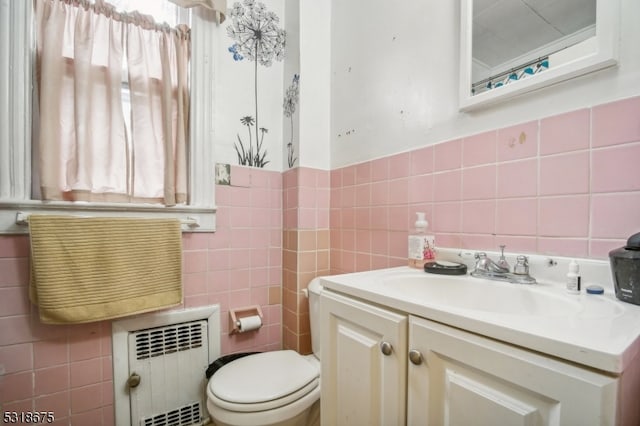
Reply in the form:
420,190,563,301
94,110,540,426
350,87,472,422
459,0,620,111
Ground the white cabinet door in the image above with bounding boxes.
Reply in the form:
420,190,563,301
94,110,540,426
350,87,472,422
408,316,618,426
320,290,408,426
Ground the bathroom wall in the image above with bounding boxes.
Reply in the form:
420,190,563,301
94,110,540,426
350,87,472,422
329,0,640,168
321,0,640,268
0,166,283,424
296,0,331,171
329,95,640,273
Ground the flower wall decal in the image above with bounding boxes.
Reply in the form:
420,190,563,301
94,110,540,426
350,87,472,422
227,0,286,168
234,115,269,167
283,73,299,168
228,44,244,61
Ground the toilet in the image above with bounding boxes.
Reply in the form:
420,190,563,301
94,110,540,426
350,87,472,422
206,279,323,426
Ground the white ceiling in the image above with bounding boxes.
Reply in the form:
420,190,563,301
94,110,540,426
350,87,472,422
472,0,596,68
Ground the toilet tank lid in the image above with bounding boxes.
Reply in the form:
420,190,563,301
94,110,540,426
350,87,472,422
209,350,318,404
308,278,323,295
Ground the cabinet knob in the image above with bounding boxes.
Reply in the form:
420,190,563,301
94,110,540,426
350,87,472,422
380,341,393,356
127,372,141,389
409,349,423,365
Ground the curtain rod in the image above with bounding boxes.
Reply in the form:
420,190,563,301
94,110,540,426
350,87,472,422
472,55,550,90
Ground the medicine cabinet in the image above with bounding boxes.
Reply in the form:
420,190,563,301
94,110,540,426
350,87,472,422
459,0,621,111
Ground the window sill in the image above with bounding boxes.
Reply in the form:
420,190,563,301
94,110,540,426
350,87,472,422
0,200,216,234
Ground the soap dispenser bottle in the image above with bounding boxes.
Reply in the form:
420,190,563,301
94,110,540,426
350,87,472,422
408,212,435,268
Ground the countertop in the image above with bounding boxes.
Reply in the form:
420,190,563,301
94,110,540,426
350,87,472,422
319,265,640,374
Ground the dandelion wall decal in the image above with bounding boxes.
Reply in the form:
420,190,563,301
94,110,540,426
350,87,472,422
227,0,286,168
234,115,270,167
283,74,300,168
228,44,244,61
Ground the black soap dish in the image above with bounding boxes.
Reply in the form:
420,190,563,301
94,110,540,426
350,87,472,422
424,261,468,275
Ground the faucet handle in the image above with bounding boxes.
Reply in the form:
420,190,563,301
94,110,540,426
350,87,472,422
497,245,510,271
513,255,529,275
473,252,489,272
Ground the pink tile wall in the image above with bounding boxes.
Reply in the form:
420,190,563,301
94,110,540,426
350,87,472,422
283,167,331,230
281,166,330,353
330,96,640,273
0,166,283,425
190,166,283,355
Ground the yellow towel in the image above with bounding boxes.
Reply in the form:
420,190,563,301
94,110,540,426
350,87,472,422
29,215,183,324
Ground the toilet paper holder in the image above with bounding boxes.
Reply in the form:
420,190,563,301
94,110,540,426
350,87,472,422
229,305,264,334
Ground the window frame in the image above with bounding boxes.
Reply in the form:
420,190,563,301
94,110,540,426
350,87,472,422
0,0,217,233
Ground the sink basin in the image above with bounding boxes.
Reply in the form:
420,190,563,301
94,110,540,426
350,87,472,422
380,273,622,318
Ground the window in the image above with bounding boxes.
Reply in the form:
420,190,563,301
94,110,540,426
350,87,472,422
102,0,190,168
0,0,216,233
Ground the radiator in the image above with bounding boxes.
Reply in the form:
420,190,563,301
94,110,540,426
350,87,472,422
128,320,209,426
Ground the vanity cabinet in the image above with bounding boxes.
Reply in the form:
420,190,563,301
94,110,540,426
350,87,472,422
320,288,407,425
408,315,617,425
321,289,619,426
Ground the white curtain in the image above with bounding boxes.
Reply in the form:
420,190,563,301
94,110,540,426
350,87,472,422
34,0,189,206
126,12,189,205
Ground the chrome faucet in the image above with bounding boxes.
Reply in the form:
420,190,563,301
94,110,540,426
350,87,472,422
496,245,510,271
470,249,536,284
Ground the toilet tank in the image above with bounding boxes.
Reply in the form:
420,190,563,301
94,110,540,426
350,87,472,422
307,278,323,358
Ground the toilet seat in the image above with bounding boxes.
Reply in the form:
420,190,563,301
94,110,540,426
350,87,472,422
207,350,319,413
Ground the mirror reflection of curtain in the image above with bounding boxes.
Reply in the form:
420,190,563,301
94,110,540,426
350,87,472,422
34,0,189,206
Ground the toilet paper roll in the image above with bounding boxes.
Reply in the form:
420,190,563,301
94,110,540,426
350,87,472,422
237,315,262,332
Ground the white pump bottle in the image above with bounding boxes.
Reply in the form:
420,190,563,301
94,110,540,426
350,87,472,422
408,212,435,268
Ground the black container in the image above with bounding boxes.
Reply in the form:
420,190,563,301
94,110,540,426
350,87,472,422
609,232,640,305
205,352,260,379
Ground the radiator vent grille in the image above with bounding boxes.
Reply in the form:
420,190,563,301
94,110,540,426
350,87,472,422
134,322,204,360
141,402,201,426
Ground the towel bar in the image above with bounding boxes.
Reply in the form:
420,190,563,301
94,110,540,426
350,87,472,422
15,211,200,228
